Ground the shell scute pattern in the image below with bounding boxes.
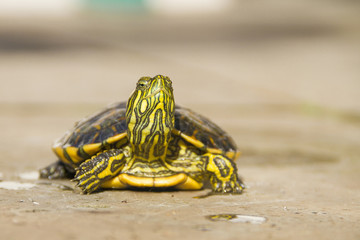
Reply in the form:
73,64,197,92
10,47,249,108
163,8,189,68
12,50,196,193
174,106,238,158
65,102,127,147
60,103,236,158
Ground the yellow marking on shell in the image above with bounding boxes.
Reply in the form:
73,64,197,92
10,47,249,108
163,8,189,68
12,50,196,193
209,137,216,146
100,176,127,189
82,143,102,156
65,146,84,164
226,151,241,160
206,147,223,155
101,173,197,189
179,132,205,149
106,174,153,188
54,133,127,167
172,128,181,136
93,132,100,141
153,174,187,187
175,176,203,190
105,132,127,144
53,146,73,166
173,129,221,153
191,129,198,138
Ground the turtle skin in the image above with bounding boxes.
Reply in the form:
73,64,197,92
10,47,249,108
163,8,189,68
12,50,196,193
40,102,243,194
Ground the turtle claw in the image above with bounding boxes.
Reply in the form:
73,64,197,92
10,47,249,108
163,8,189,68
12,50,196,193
213,180,244,194
73,177,101,194
73,149,126,194
73,169,101,194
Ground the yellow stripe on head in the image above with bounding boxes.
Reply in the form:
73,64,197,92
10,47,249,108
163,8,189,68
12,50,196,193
125,75,175,161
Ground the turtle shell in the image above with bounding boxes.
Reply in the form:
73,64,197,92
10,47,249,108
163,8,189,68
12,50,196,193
54,102,239,167
61,102,128,148
173,106,238,159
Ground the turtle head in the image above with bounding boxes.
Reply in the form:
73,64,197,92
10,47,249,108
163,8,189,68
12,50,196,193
126,75,175,160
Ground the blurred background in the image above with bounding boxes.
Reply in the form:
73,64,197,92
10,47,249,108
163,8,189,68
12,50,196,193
1,0,359,164
0,0,359,167
0,1,360,239
0,0,359,108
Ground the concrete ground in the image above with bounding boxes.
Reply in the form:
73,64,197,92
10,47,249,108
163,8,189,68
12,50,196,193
0,1,359,239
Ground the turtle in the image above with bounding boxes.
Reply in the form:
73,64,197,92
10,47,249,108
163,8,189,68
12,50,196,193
40,75,244,194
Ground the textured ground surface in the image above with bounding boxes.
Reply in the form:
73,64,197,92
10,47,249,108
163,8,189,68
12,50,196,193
0,1,360,239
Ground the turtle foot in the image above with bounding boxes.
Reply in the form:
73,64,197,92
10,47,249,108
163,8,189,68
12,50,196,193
212,179,244,194
39,160,74,179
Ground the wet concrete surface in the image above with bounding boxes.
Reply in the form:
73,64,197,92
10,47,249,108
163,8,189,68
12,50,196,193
1,1,360,239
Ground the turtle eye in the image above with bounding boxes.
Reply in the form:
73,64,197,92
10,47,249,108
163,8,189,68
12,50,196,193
164,78,173,89
137,79,150,89
168,81,172,88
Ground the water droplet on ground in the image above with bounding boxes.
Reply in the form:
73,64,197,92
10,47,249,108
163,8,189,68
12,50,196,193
0,181,36,190
207,214,267,224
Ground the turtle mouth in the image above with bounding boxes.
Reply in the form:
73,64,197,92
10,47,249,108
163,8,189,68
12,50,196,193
146,87,171,99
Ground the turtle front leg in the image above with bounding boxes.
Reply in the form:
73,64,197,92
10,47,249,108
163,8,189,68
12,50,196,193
74,149,127,194
204,153,244,194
